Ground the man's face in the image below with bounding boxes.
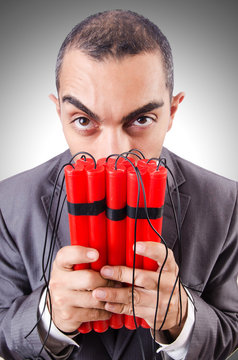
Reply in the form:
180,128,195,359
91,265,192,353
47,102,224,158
52,49,184,160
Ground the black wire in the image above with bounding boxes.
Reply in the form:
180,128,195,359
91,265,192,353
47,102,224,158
132,169,146,360
105,150,143,165
162,159,185,326
43,176,66,280
37,152,146,358
178,279,183,325
115,151,143,168
69,151,97,169
27,165,70,356
106,153,120,162
156,159,197,337
159,274,179,331
135,168,169,358
107,154,146,360
47,194,67,282
120,151,142,160
42,151,97,279
38,176,69,355
40,164,73,280
112,155,181,360
166,175,183,327
128,148,146,159
131,168,141,329
35,153,100,356
26,159,74,356
141,158,184,356
38,194,67,356
114,152,141,170
25,163,73,342
106,152,141,165
148,158,184,359
146,157,161,167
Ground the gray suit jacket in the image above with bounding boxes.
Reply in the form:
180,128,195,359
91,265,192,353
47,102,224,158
0,148,237,360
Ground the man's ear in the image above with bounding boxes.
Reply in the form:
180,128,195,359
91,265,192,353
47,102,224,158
167,92,185,131
49,93,61,118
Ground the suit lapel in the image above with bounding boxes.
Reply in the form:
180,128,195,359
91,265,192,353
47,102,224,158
162,191,191,250
41,149,72,257
161,147,191,250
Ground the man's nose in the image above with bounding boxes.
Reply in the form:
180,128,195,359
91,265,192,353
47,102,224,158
97,127,132,159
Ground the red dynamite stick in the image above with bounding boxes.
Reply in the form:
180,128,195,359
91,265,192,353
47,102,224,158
97,157,116,168
143,166,167,268
119,156,135,170
106,164,127,329
64,163,92,334
86,165,109,333
125,166,147,329
137,159,156,171
140,165,167,329
75,157,95,168
97,156,135,169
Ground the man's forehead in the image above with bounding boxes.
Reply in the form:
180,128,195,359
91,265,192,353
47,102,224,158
58,49,170,119
60,48,165,81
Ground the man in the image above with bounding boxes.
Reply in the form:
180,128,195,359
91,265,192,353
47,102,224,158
0,9,237,360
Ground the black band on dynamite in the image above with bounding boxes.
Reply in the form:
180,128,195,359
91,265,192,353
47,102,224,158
67,200,164,221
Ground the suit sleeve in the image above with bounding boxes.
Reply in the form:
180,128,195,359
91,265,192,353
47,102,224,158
186,184,238,360
0,208,55,360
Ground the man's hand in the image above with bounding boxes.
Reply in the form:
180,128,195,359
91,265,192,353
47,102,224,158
92,241,188,340
49,245,112,333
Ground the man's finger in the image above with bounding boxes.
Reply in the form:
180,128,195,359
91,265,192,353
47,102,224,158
50,269,112,291
54,307,112,333
55,245,99,270
104,302,156,322
51,289,106,310
100,265,177,290
92,286,159,308
135,241,176,272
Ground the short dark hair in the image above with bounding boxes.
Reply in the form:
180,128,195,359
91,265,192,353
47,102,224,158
56,10,174,98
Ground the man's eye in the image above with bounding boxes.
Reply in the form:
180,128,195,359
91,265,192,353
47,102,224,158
133,116,153,127
73,117,93,129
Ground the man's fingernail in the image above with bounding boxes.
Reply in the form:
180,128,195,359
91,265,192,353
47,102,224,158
101,266,114,278
94,289,106,299
135,242,145,254
87,250,98,260
105,303,115,311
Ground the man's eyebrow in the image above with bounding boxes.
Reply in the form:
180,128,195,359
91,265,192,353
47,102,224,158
62,95,100,121
62,96,164,123
122,101,164,124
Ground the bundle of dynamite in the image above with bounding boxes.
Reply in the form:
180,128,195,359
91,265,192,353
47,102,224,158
64,151,167,333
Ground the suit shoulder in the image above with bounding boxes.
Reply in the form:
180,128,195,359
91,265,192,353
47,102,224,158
165,149,238,208
175,151,236,188
0,150,70,208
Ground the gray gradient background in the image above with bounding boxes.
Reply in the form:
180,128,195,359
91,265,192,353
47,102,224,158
0,2,238,359
0,0,238,182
